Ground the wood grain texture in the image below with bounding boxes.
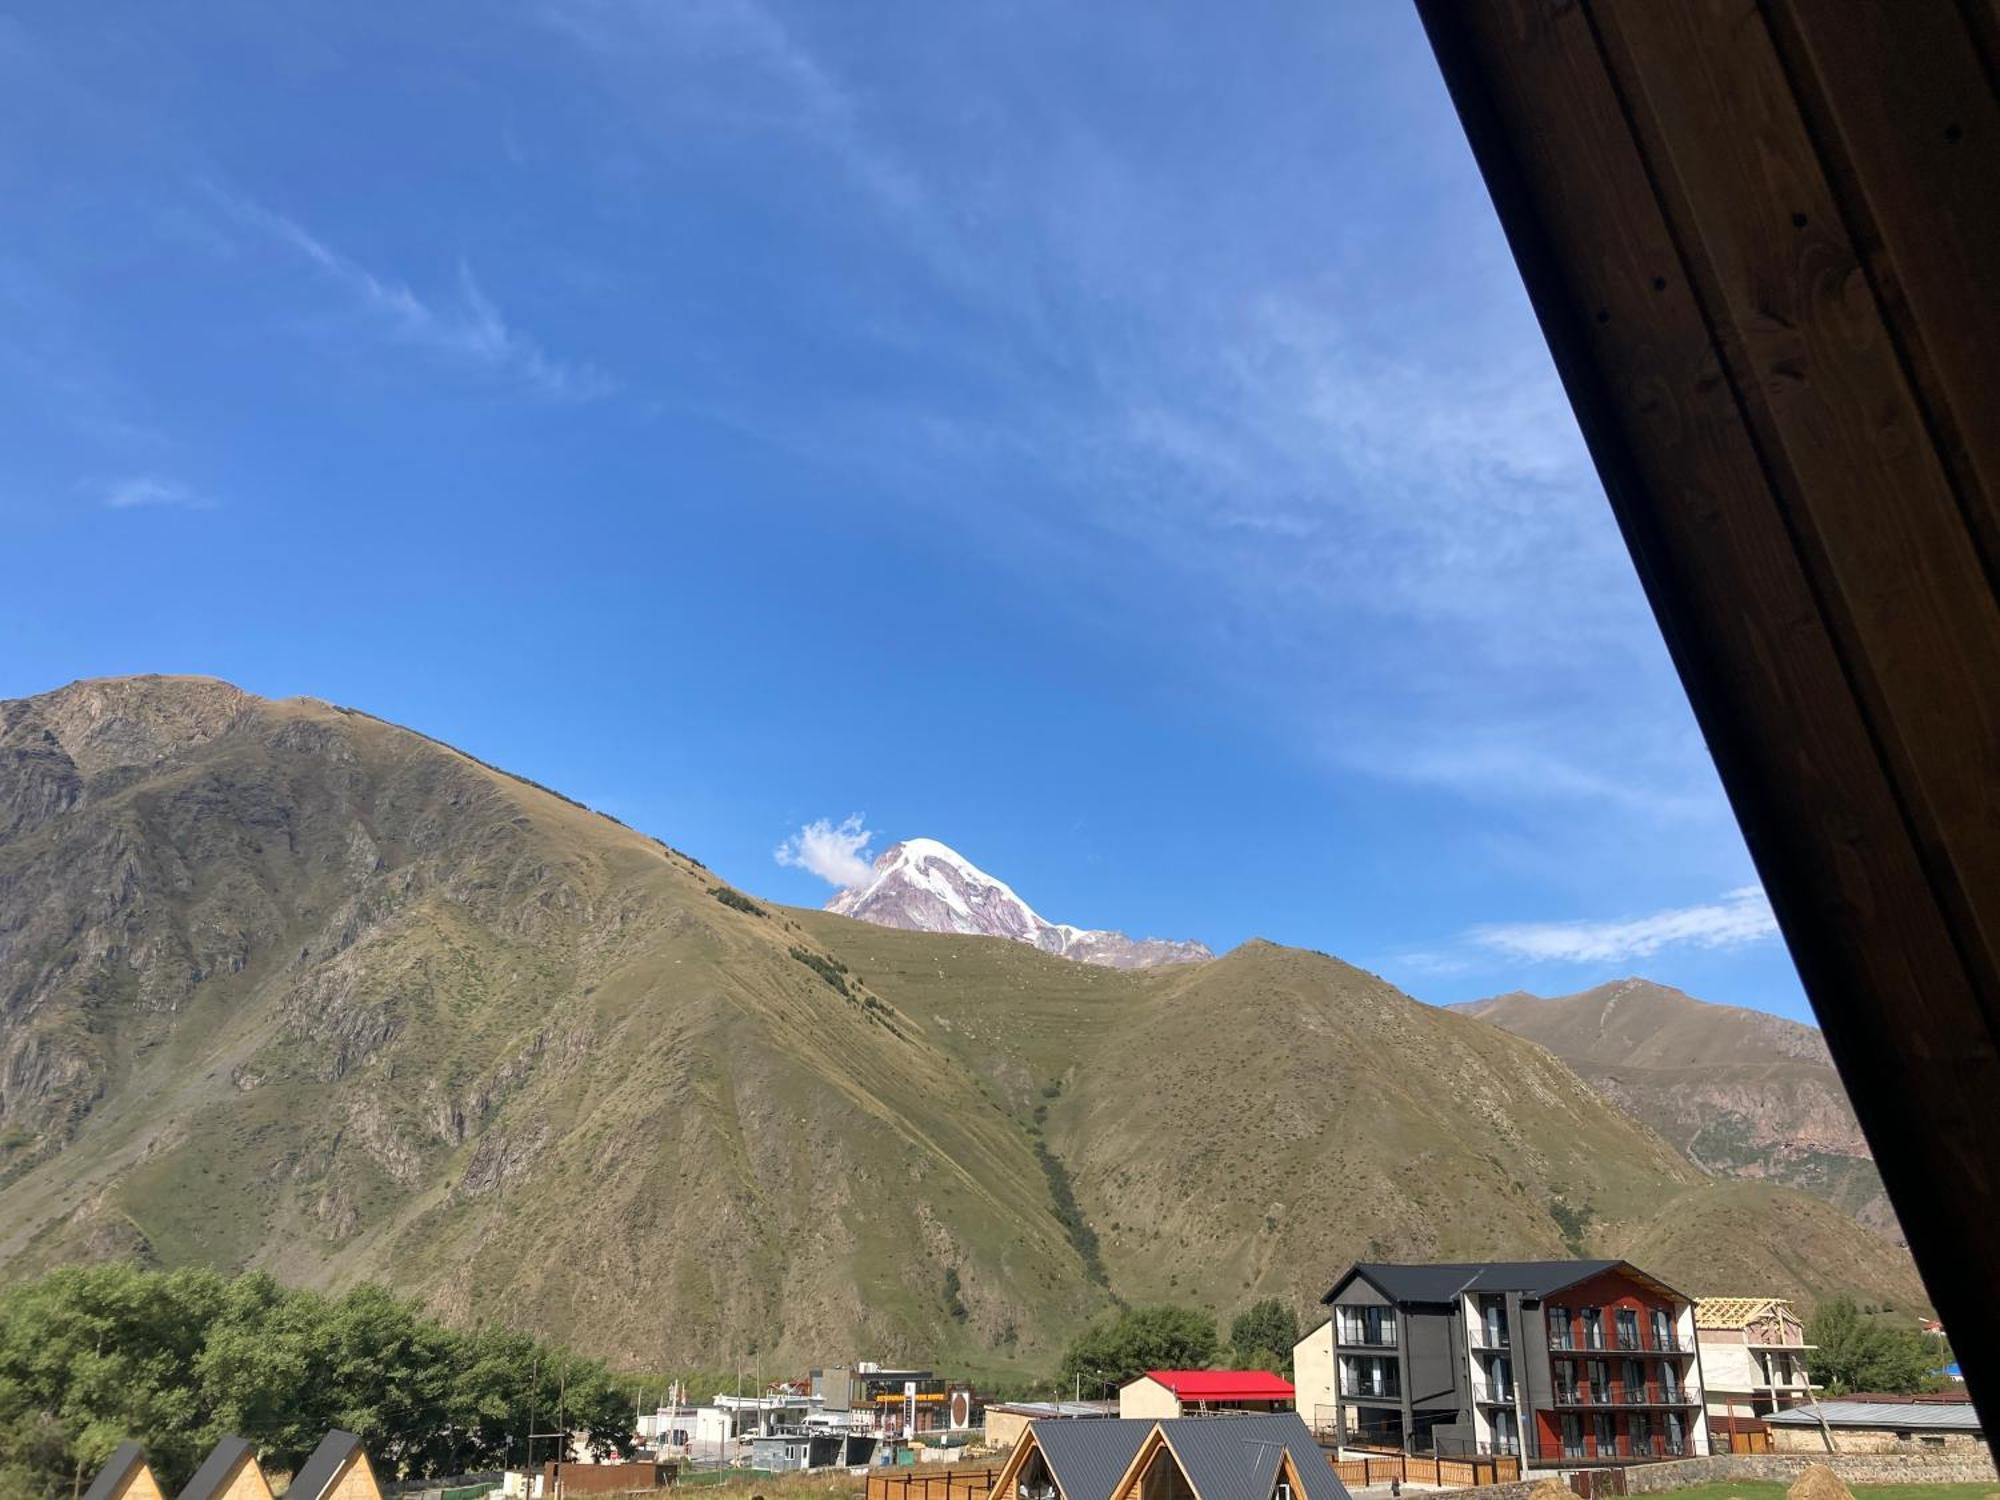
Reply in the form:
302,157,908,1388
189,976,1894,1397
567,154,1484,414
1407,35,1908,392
1411,0,2000,1456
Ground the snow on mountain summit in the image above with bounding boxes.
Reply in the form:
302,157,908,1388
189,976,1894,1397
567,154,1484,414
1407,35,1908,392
826,838,1211,970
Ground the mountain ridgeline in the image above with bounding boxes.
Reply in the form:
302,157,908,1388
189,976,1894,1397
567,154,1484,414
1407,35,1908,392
0,678,1926,1375
1456,981,1900,1241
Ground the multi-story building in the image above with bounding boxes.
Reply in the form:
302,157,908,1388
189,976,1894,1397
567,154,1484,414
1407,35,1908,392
1694,1298,1817,1428
1293,1260,1710,1466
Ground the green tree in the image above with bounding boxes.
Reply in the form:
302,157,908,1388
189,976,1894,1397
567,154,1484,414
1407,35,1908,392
1805,1296,1943,1394
0,1265,636,1497
1229,1299,1299,1376
1058,1305,1219,1397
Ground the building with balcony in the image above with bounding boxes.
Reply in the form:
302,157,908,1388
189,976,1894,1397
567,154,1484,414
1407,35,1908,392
1694,1297,1817,1429
1292,1260,1710,1467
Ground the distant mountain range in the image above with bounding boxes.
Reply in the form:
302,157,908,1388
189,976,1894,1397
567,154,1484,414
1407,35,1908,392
826,838,1211,969
1456,980,1900,1241
0,677,1926,1376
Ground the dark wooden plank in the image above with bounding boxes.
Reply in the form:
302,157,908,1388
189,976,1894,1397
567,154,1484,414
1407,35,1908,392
1760,0,2000,577
1412,0,2000,1452
1589,0,2000,1007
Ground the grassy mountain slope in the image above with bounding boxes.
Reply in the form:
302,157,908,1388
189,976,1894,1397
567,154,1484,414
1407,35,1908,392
1457,981,1899,1240
0,679,1926,1374
0,677,1096,1375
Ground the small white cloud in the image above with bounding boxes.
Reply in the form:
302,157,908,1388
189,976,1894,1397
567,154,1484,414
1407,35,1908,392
100,475,214,511
1471,886,1778,964
775,813,877,888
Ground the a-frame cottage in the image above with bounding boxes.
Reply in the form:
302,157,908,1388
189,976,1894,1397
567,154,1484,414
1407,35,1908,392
80,1442,165,1500
991,1412,1349,1500
174,1438,272,1500
280,1431,380,1500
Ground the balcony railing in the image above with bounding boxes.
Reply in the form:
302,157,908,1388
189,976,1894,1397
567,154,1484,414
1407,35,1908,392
1552,1386,1697,1408
1471,1331,1512,1351
1477,1388,1516,1404
1549,1331,1691,1355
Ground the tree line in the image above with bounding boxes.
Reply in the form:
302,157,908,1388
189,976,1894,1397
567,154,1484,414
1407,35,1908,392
0,1264,634,1499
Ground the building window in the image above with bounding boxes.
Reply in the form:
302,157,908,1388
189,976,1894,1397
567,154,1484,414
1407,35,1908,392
1554,1360,1578,1403
1615,1309,1640,1351
1582,1308,1605,1350
1630,1413,1652,1455
1587,1361,1610,1404
1623,1360,1646,1403
1487,1356,1513,1401
1665,1412,1685,1456
1338,1306,1397,1346
1562,1414,1585,1459
1591,1414,1614,1457
1340,1355,1400,1399
1650,1309,1672,1351
1549,1306,1573,1349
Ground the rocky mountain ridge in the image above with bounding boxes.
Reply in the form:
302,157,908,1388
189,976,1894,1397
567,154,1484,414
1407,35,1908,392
0,677,1927,1374
1457,979,1898,1240
826,837,1211,969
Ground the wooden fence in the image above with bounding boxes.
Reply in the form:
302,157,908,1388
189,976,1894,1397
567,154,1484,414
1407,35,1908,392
1718,1431,1772,1455
1327,1454,1522,1488
864,1467,1001,1500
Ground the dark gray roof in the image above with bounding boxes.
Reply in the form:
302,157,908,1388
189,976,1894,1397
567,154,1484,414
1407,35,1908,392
1767,1401,1981,1432
281,1431,363,1500
1031,1418,1151,1500
81,1442,149,1500
176,1437,257,1500
1030,1415,1348,1500
1325,1261,1626,1305
1160,1414,1348,1500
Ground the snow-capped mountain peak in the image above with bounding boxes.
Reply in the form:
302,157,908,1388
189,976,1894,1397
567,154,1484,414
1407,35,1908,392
826,838,1211,970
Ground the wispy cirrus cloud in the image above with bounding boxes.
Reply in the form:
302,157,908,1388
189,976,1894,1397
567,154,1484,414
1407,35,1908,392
214,188,611,401
774,813,876,888
98,475,214,511
1470,886,1778,965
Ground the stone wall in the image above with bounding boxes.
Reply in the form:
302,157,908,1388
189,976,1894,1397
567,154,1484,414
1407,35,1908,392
1619,1452,1997,1490
1770,1426,1987,1456
1440,1450,1996,1500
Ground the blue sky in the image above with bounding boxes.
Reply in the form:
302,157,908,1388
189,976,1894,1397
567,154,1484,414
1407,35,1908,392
0,0,1811,1019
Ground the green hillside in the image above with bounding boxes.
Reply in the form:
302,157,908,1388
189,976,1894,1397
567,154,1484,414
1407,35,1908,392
0,678,1927,1374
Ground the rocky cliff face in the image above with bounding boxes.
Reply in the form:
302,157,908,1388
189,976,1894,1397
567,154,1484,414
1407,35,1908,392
826,838,1211,969
1458,979,1900,1241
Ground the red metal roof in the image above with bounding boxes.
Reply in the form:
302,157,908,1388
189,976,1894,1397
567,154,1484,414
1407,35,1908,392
1144,1370,1296,1401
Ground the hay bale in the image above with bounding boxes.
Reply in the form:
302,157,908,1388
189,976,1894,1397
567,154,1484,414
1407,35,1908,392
1526,1478,1571,1500
1787,1463,1853,1500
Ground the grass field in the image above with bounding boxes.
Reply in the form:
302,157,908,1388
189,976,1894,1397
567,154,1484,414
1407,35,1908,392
1649,1483,1993,1500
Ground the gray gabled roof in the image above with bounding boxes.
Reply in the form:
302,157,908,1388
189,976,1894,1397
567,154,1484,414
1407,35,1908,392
1030,1418,1151,1500
1324,1261,1632,1305
1767,1401,1981,1432
1160,1414,1348,1500
1029,1414,1348,1500
81,1442,149,1500
280,1430,363,1500
176,1437,257,1500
